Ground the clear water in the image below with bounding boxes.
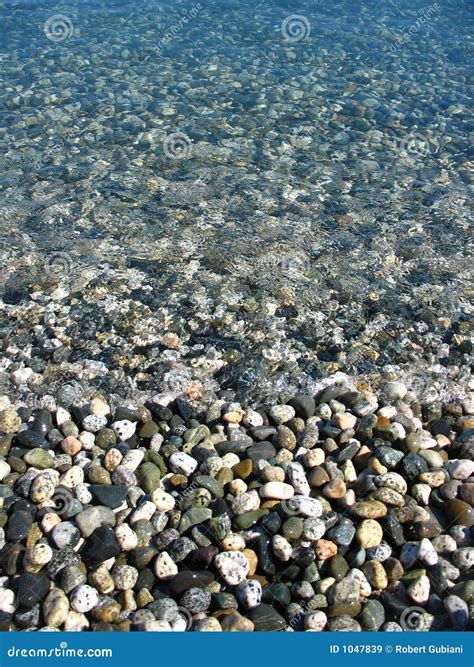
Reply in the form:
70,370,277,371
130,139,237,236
0,0,472,405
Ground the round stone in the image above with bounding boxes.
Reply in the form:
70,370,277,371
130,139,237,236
169,452,198,476
236,579,263,609
70,585,99,613
356,520,383,548
260,482,294,500
214,551,249,586
180,587,211,613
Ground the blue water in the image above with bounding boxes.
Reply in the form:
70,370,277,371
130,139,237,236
0,0,472,402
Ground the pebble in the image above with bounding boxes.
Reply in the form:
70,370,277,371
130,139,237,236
444,595,469,630
214,551,249,586
154,552,178,580
304,610,327,631
232,490,260,515
111,420,136,442
356,520,383,548
180,587,211,613
246,604,286,631
236,579,262,609
169,452,198,476
260,482,294,500
70,585,100,613
407,575,430,604
283,496,322,517
417,538,438,566
51,522,80,549
0,378,470,634
271,535,293,561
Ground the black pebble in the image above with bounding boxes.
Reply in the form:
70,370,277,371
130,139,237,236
14,573,50,609
81,526,120,566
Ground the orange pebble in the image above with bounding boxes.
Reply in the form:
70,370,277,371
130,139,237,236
61,436,81,456
315,539,338,560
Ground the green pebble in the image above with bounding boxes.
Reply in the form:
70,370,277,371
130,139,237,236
184,425,210,446
234,509,269,531
0,435,14,457
88,466,111,485
329,554,349,581
137,463,161,493
402,568,426,583
95,428,117,449
190,525,212,547
61,421,79,437
193,475,224,498
282,517,304,542
178,488,211,511
208,514,232,540
216,467,233,486
23,448,55,469
302,562,320,583
178,508,212,534
138,421,159,438
146,452,167,476
247,604,287,631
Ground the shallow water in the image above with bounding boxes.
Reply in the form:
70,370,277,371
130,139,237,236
0,0,472,406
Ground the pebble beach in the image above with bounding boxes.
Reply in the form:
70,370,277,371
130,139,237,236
0,0,472,633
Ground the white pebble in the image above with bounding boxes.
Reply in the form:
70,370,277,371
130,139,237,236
304,611,327,631
111,419,136,442
214,551,249,586
151,489,175,512
154,552,178,580
260,482,294,500
78,432,95,450
122,450,145,472
407,575,430,605
271,535,292,561
417,538,438,566
169,452,198,476
70,585,99,613
284,496,322,517
130,501,156,524
0,589,15,613
231,490,260,515
115,524,138,551
236,579,262,609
